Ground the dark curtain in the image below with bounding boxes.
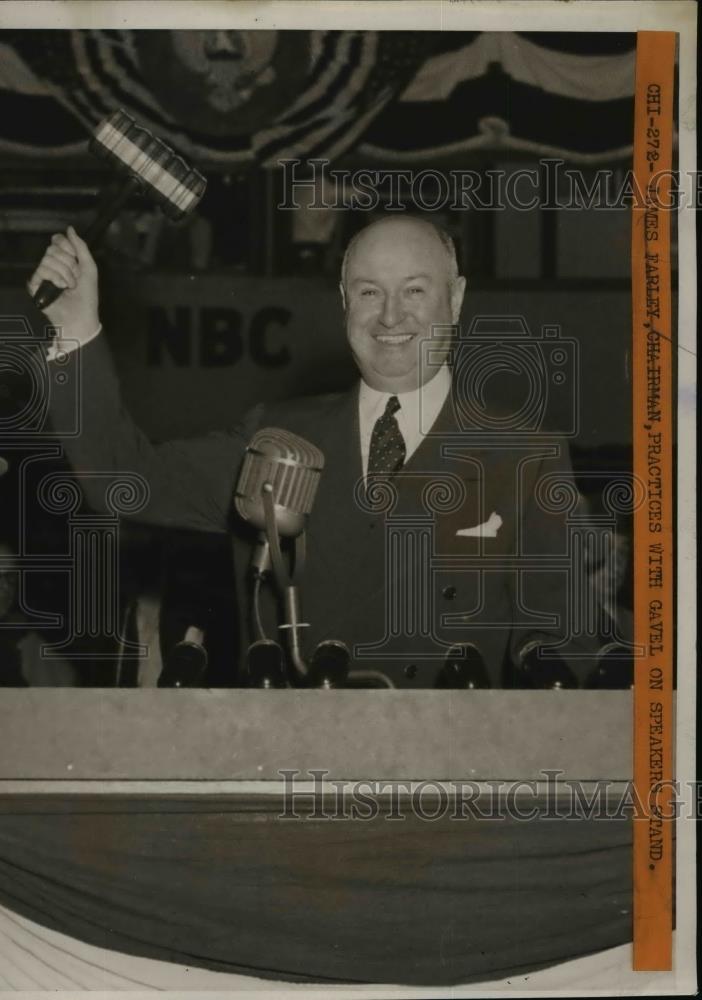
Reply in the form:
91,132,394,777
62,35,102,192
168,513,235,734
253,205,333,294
0,793,632,985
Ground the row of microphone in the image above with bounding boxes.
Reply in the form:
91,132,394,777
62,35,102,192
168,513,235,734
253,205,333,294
158,426,634,691
159,635,352,689
158,636,634,690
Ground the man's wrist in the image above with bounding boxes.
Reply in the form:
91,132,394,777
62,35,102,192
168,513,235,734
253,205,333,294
47,322,102,361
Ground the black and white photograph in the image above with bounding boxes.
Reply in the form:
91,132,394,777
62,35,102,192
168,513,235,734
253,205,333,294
0,1,696,995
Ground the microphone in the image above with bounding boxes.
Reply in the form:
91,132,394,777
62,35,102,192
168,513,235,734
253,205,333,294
246,639,288,689
235,427,324,543
435,644,490,689
514,642,577,690
0,640,27,688
308,640,351,689
234,428,324,683
32,109,206,310
586,643,634,689
158,626,208,688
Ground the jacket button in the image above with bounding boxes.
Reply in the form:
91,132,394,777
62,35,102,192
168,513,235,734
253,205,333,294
404,664,418,679
442,585,457,600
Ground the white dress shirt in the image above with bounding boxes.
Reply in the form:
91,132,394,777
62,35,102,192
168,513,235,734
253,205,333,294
46,324,102,362
358,364,452,479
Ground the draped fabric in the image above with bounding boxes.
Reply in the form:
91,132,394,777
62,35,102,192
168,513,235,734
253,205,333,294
0,30,433,165
0,794,632,985
0,30,638,165
360,32,637,162
0,903,641,992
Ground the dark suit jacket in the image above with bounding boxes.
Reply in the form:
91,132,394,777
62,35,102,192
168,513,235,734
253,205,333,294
51,334,596,687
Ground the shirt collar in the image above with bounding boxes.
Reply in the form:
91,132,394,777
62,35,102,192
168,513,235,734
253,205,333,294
358,363,452,429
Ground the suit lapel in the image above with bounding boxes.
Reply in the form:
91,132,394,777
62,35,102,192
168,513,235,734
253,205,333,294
306,383,367,575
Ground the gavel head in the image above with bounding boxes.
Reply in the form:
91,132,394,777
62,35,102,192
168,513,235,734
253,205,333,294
90,109,207,221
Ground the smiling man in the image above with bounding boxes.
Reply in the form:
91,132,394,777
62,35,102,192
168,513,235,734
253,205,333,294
28,214,594,688
341,216,465,392
338,217,465,484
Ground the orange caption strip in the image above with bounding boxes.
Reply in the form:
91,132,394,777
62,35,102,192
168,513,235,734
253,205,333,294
631,31,676,971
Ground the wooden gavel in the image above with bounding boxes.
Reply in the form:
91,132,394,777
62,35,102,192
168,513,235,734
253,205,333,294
32,109,207,310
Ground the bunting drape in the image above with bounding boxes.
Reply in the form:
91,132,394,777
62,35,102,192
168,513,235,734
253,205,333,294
0,30,639,166
0,793,632,985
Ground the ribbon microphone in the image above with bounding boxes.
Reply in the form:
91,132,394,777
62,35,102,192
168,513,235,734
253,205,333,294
235,428,350,688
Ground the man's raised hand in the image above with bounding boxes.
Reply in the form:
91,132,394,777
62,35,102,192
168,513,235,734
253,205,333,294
27,227,101,345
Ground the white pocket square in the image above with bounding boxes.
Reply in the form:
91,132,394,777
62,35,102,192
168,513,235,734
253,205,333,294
456,511,503,538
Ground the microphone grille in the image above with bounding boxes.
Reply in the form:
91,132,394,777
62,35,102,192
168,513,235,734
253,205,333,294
235,427,324,535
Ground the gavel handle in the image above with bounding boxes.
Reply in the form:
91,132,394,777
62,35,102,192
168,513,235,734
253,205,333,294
32,174,142,310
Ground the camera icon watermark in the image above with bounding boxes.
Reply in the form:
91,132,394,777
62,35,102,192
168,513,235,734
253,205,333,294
0,316,81,439
420,314,580,440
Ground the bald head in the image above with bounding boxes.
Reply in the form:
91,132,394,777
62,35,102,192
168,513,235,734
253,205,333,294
341,216,459,290
340,215,466,393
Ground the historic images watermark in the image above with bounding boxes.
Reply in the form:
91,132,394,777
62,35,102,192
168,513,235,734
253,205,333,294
0,317,150,668
348,315,642,664
278,157,700,212
277,769,700,825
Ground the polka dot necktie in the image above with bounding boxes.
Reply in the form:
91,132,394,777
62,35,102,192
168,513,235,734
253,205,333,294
367,395,406,477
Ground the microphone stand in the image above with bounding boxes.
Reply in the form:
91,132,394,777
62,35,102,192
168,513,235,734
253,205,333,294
240,464,350,689
243,530,289,687
260,483,310,684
